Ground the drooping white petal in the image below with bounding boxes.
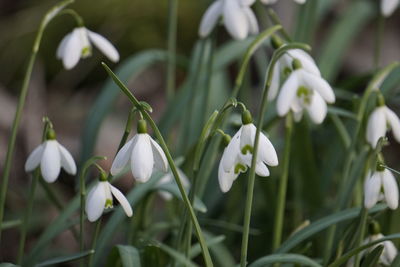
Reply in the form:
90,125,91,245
255,161,270,177
221,130,241,172
381,0,399,17
293,111,303,122
306,91,327,124
86,182,106,222
131,134,154,182
267,61,281,101
25,144,44,172
382,169,399,209
56,32,72,59
240,124,256,155
382,240,398,265
110,137,136,176
218,162,237,193
57,142,77,175
87,29,120,62
366,107,387,148
294,0,306,4
40,140,61,183
223,0,249,40
199,1,223,38
287,49,320,76
260,0,278,4
110,184,133,217
240,0,256,6
243,7,259,34
384,106,400,143
364,172,382,209
62,28,83,70
149,137,168,172
301,71,335,103
258,132,279,166
277,71,300,116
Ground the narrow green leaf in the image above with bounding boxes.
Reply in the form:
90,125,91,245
360,245,384,267
35,250,94,267
0,264,19,267
190,235,226,259
116,245,141,267
249,253,322,267
152,241,199,267
0,219,21,230
328,107,358,120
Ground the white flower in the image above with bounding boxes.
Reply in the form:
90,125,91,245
157,169,190,200
276,64,335,124
364,169,399,210
110,133,169,182
366,105,400,148
56,27,120,70
25,139,77,183
347,233,397,267
199,0,259,40
381,0,399,17
85,180,133,222
218,121,278,192
261,0,306,4
268,49,320,101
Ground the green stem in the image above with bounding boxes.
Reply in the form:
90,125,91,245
102,63,213,266
0,0,73,244
353,207,368,267
272,114,293,251
1,219,22,230
88,218,102,267
17,169,40,264
266,8,292,42
166,0,178,101
373,14,384,69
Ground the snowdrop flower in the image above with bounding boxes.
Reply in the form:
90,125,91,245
110,120,168,182
268,36,320,101
25,129,76,183
261,0,306,4
381,0,399,17
85,174,133,222
57,27,119,70
218,110,278,192
157,169,190,200
366,102,400,148
364,167,399,210
199,0,259,40
276,59,335,124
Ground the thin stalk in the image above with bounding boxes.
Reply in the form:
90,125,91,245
272,114,293,251
88,218,102,267
102,63,213,266
266,8,292,42
0,0,73,244
166,0,178,101
373,14,384,69
353,207,368,267
1,219,22,230
17,169,40,264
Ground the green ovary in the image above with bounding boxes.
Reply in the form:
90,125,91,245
296,86,313,105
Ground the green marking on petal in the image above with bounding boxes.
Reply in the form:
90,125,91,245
81,46,92,57
105,199,113,209
283,67,292,77
296,86,313,105
241,145,253,155
234,163,247,174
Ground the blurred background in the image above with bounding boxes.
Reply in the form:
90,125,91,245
0,0,399,265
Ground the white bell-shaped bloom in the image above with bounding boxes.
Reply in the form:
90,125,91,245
199,0,259,40
56,27,119,70
85,180,133,222
157,169,190,200
276,62,335,124
366,105,400,148
218,115,278,192
111,132,168,183
261,0,306,4
268,49,320,101
381,0,399,17
364,169,399,210
25,139,77,183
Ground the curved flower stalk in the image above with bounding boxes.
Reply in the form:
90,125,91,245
157,169,190,200
276,59,335,124
85,173,132,222
25,128,77,183
199,0,259,40
261,0,306,5
364,167,399,210
110,119,169,182
366,104,400,148
218,110,278,192
57,27,119,69
381,0,399,17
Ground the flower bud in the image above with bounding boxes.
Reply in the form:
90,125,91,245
46,128,56,140
241,110,253,125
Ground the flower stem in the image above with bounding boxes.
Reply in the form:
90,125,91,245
166,0,178,101
88,218,102,267
0,0,73,245
102,62,213,266
373,14,384,69
272,113,293,251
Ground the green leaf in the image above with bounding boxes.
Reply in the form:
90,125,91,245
35,250,94,267
141,244,169,267
151,241,199,267
249,253,322,267
0,219,21,230
115,245,141,267
328,107,358,120
360,244,384,267
0,264,19,267
190,235,226,259
318,1,374,82
276,204,387,253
